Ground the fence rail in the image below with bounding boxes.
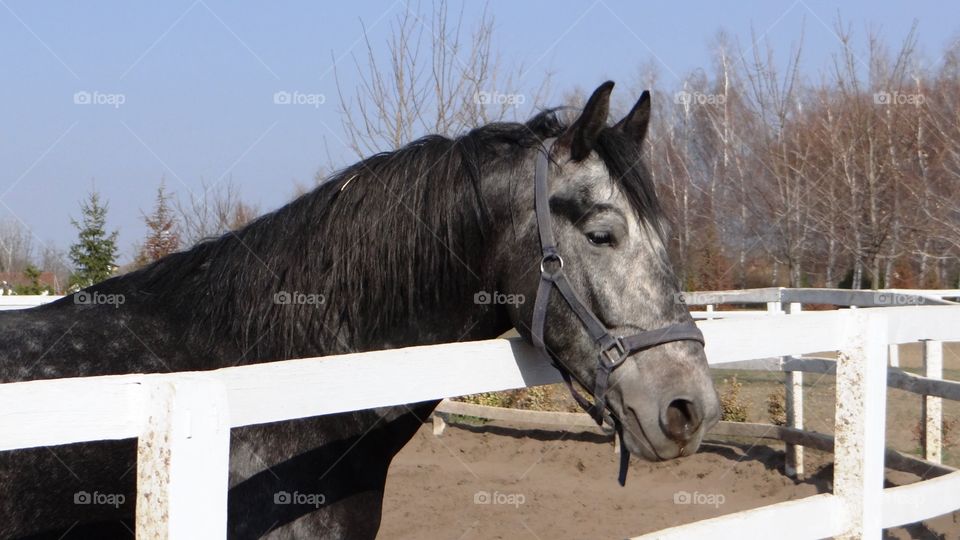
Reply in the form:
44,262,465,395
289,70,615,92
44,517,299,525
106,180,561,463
1,293,959,538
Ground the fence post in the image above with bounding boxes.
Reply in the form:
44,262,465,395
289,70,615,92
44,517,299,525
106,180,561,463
922,339,943,464
136,377,230,539
834,311,887,539
433,412,447,436
784,302,803,479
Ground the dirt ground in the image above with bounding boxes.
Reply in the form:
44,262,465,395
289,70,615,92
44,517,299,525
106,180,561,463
379,342,960,539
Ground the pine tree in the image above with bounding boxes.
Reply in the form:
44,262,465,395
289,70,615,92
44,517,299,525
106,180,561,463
136,181,180,267
68,190,119,290
13,264,52,295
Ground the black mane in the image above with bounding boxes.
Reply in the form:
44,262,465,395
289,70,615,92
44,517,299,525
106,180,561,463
96,109,663,360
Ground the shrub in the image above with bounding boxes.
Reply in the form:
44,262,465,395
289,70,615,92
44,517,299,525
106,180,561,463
912,416,959,454
456,385,575,412
767,387,787,426
719,376,748,422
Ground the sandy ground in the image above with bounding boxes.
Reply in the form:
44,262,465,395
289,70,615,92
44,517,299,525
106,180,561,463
380,424,959,539
379,342,960,539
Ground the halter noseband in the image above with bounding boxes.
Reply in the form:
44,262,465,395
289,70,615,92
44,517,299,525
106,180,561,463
529,138,705,485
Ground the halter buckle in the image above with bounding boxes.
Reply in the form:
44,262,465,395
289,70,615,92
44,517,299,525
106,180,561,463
599,336,627,367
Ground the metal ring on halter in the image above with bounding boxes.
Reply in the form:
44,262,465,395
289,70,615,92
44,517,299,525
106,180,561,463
539,253,564,275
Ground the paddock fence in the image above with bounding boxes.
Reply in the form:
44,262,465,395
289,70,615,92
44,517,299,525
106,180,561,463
1,290,959,538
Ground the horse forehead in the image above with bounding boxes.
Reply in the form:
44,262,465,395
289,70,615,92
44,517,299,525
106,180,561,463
566,159,608,182
561,159,628,206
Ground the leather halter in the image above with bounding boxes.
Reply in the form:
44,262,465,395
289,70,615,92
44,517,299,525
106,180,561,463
529,138,705,485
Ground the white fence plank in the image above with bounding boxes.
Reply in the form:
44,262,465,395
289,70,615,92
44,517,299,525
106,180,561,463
3,308,958,450
0,375,144,450
0,295,58,310
882,306,960,343
1,297,960,539
628,493,845,540
881,471,960,528
699,311,847,365
690,310,770,320
212,338,561,428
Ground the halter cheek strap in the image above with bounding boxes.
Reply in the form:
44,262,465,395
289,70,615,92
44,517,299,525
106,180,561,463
528,138,705,485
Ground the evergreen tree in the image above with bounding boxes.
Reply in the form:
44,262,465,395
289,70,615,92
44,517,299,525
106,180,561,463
136,181,180,267
13,264,52,295
68,190,118,290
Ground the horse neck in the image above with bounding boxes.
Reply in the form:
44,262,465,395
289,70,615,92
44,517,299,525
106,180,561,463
124,181,513,362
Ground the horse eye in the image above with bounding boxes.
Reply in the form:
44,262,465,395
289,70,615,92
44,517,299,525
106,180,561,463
586,231,614,246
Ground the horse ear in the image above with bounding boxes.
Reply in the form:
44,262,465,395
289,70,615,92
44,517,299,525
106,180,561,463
558,81,614,161
613,90,651,145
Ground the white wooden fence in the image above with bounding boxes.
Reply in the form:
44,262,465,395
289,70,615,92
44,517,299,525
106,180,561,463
1,292,959,538
683,287,958,479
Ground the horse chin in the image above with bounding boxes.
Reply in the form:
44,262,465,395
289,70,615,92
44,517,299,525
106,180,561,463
621,420,706,462
622,430,663,462
617,413,668,462
617,404,704,462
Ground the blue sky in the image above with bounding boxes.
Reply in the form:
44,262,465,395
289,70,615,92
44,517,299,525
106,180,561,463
1,1,957,263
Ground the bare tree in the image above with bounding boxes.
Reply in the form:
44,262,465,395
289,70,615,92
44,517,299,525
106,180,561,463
912,40,960,287
334,0,552,158
0,219,34,274
737,27,812,287
175,178,259,246
326,7,959,291
136,180,181,267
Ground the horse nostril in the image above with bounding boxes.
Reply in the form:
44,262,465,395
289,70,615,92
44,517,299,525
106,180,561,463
661,399,702,443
